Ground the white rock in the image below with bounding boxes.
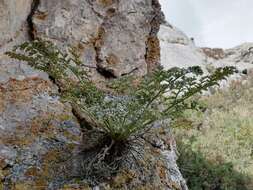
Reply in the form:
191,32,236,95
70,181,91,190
159,22,253,88
159,23,207,71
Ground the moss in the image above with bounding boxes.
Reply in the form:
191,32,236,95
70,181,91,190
156,160,167,182
13,183,32,190
34,12,48,20
60,185,91,190
0,112,75,147
30,145,74,188
62,130,80,142
97,0,113,7
94,27,105,48
106,53,120,65
0,170,5,182
146,36,160,72
33,179,48,190
109,170,136,189
24,167,40,178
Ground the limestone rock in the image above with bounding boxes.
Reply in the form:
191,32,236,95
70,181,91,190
224,43,253,66
32,0,163,79
0,0,188,189
0,55,83,189
201,47,225,60
159,23,207,70
0,0,32,53
159,23,253,85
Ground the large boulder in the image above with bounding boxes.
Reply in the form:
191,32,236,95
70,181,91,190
158,23,206,70
0,57,188,190
0,55,188,190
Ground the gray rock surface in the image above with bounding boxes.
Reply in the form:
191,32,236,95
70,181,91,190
32,0,163,79
0,1,188,189
0,53,82,189
0,0,32,53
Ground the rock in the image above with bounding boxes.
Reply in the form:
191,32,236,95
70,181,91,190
0,55,83,189
224,43,253,65
201,47,225,60
54,125,188,190
159,23,191,46
32,0,164,79
0,0,32,53
242,69,248,75
159,23,207,70
0,0,188,189
159,23,253,87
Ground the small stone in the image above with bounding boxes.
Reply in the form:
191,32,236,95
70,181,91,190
16,75,26,81
242,69,248,75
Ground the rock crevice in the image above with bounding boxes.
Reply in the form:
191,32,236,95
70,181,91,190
27,0,40,40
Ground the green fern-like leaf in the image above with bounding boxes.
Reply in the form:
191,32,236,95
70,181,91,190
6,40,235,141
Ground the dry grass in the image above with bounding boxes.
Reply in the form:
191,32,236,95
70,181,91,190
173,75,253,189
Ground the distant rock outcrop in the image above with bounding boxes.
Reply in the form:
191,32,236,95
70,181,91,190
159,23,253,80
158,23,206,70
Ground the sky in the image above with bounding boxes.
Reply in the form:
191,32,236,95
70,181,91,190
159,0,253,48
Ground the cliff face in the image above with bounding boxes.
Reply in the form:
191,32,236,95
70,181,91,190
0,1,189,190
1,0,163,78
32,0,163,78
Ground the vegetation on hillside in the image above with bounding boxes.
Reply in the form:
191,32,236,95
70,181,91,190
173,75,253,190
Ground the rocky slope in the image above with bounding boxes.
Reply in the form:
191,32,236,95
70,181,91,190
0,1,189,190
159,23,253,81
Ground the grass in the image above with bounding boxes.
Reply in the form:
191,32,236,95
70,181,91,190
173,74,253,189
177,141,250,190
